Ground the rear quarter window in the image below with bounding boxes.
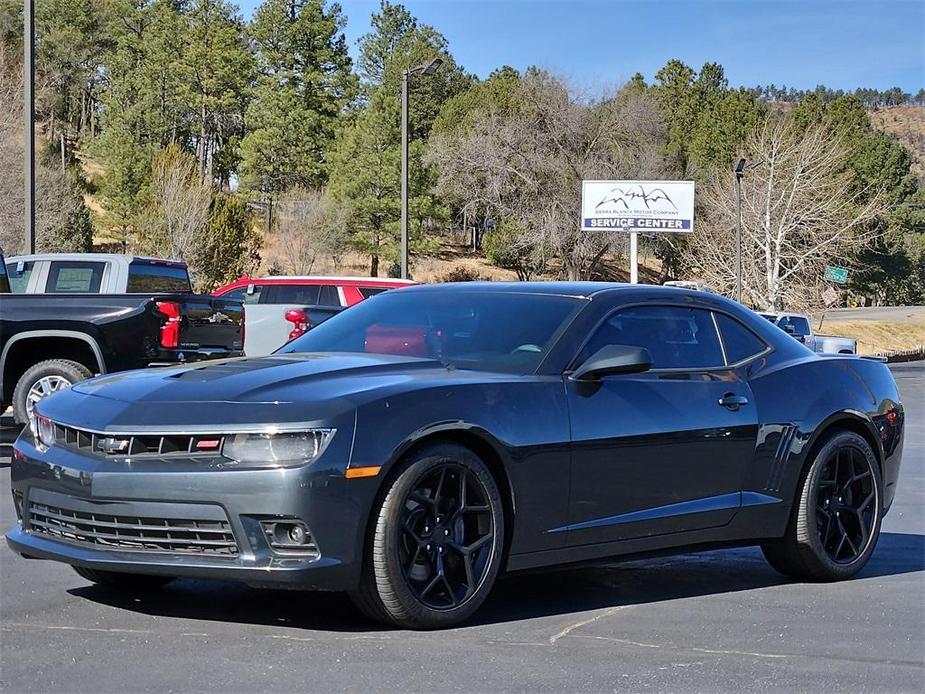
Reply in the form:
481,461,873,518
358,286,388,299
714,312,768,364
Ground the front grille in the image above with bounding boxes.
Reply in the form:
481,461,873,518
52,422,224,458
28,498,238,556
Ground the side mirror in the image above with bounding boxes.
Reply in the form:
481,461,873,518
570,345,653,382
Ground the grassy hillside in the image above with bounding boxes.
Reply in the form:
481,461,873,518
823,320,925,355
869,105,925,177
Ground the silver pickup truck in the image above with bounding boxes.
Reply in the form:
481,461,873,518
758,311,857,354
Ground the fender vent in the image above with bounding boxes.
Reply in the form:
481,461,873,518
764,424,798,492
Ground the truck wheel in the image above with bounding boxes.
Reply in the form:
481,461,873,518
12,359,93,424
73,566,174,591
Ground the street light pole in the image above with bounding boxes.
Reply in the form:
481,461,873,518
734,158,746,304
400,70,409,280
399,58,441,280
24,0,36,254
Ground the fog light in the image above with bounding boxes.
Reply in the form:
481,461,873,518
260,520,318,557
288,524,306,544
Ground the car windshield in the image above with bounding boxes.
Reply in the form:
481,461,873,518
280,290,584,373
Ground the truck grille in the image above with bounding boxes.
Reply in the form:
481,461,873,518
52,422,224,458
27,497,238,556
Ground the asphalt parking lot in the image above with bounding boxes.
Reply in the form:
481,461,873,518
1,362,923,693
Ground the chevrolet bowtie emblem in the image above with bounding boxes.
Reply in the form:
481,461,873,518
96,437,130,454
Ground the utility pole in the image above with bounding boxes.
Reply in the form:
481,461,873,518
400,71,409,280
734,158,746,303
24,0,36,254
399,58,442,280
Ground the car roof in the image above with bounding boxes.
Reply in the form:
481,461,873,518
222,276,416,285
399,281,722,299
6,253,187,266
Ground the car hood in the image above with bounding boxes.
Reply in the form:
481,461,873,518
42,353,457,431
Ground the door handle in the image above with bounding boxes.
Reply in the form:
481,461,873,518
718,393,749,411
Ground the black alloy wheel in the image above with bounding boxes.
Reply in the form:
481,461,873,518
350,442,504,629
762,430,882,581
814,444,877,564
399,463,494,610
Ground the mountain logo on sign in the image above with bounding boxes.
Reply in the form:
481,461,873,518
595,185,677,211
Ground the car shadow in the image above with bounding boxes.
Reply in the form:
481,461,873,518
69,532,924,632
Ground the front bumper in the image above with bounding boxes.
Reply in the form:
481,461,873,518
6,432,376,591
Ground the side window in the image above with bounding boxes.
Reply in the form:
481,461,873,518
581,306,724,370
359,286,387,299
714,312,768,364
790,316,811,336
318,285,340,306
221,285,264,304
45,261,105,293
262,284,321,305
6,261,34,292
243,285,263,304
219,287,246,302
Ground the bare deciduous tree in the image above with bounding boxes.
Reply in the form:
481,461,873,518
691,118,884,310
274,188,348,274
429,71,668,279
142,145,212,263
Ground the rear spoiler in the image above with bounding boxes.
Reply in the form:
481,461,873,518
859,355,888,363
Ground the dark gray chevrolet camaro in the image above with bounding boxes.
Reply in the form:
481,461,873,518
6,283,906,628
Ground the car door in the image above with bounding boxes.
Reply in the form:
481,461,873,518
563,305,760,546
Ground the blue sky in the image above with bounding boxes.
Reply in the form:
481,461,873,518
236,0,924,91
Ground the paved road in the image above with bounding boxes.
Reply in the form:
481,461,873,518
1,364,923,693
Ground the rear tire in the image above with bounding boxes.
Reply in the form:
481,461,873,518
350,443,505,629
12,359,92,424
72,566,174,591
762,430,881,581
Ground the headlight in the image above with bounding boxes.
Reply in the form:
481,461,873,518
222,429,334,468
28,412,55,451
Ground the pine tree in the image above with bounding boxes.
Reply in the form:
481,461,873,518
94,0,187,241
327,0,467,275
239,0,356,193
178,0,254,187
34,0,107,145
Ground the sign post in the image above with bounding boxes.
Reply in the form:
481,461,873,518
581,180,695,283
629,231,638,284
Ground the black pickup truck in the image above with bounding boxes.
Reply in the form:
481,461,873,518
0,248,243,423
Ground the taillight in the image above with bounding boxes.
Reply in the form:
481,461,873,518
155,301,182,349
285,308,309,340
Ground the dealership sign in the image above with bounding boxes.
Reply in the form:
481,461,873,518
581,180,695,232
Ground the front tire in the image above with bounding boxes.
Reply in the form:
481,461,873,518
350,443,505,629
72,566,174,591
12,359,92,424
762,430,882,581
